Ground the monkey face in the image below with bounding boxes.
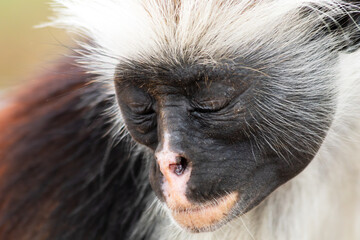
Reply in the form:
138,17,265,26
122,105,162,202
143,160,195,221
114,58,335,232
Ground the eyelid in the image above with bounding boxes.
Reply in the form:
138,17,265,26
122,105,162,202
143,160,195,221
193,98,230,112
128,102,153,115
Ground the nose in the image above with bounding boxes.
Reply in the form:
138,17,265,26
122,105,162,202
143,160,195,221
155,148,190,181
155,145,193,208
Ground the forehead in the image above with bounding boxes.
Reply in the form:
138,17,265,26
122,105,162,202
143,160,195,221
115,58,260,91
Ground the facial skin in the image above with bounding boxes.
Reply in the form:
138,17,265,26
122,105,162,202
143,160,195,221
115,60,334,232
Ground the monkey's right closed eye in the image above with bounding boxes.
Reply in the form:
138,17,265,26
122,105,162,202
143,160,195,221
127,102,154,115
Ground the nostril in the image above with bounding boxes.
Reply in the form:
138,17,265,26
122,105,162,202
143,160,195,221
169,156,188,176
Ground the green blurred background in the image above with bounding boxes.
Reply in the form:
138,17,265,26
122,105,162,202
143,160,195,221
0,0,68,88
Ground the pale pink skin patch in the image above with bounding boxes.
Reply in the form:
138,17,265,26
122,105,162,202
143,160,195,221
155,132,193,209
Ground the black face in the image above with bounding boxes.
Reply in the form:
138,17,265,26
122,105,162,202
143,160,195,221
114,59,334,231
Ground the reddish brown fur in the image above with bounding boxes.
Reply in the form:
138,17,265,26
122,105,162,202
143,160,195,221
0,58,91,239
0,54,151,240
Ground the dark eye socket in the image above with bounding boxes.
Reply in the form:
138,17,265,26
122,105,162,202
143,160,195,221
192,98,229,113
116,84,155,115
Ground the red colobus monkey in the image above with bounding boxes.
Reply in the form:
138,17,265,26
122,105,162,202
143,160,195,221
0,0,359,239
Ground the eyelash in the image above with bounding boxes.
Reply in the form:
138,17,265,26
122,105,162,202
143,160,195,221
128,103,154,115
192,99,230,113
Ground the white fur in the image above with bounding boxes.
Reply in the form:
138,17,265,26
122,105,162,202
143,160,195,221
45,0,349,82
46,0,360,239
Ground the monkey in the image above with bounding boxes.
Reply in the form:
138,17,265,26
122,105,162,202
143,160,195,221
0,0,359,239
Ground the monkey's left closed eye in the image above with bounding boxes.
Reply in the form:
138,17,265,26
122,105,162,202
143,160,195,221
192,99,230,113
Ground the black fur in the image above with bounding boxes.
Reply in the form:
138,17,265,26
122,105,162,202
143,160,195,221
343,1,360,51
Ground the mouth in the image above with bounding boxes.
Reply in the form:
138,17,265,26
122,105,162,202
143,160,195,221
168,192,238,232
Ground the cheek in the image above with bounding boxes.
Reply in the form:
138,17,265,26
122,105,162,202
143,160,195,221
185,142,255,200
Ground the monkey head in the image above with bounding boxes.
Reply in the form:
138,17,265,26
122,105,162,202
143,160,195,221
90,0,354,234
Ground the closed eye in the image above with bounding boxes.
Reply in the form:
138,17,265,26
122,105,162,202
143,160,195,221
128,102,154,115
192,99,229,113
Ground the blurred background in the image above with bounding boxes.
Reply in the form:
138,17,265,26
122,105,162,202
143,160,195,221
0,0,68,88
